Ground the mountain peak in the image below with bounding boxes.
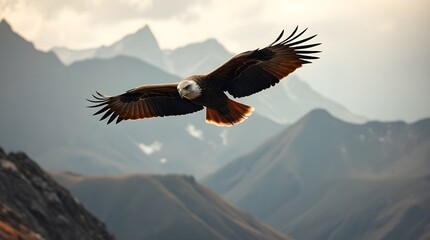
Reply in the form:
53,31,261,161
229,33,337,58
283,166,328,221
0,18,12,31
204,38,220,44
112,24,157,45
139,24,151,31
134,24,154,37
116,24,160,49
300,108,337,124
0,18,28,44
286,109,346,137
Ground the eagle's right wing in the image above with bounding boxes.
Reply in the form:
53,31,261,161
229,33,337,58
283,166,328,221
87,83,204,124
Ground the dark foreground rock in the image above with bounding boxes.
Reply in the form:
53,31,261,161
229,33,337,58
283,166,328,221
0,147,114,240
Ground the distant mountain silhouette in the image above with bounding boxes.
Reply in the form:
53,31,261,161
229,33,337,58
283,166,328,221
0,19,282,177
205,109,430,240
53,25,167,70
0,147,114,240
0,19,64,105
52,25,232,79
51,23,365,124
53,171,289,240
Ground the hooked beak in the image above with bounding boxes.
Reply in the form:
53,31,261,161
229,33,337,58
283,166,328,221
178,88,189,98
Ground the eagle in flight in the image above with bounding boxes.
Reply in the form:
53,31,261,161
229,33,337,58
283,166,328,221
88,27,320,126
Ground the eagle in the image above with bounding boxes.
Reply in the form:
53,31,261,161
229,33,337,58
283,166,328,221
88,27,320,126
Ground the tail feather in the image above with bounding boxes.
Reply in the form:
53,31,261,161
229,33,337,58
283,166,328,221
206,99,254,127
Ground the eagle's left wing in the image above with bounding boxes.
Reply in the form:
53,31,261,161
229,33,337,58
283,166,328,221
207,27,320,98
87,83,203,124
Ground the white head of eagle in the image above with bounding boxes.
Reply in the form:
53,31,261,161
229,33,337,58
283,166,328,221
177,79,201,100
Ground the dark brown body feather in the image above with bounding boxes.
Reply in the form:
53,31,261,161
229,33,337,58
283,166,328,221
87,26,320,126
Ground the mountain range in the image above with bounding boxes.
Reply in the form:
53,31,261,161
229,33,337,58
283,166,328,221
52,25,168,71
205,109,430,240
53,171,289,240
0,147,114,240
51,25,231,78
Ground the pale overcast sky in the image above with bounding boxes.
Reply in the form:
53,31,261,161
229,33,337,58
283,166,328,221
1,0,429,122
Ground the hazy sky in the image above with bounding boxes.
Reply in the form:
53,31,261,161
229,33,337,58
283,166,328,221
1,0,429,122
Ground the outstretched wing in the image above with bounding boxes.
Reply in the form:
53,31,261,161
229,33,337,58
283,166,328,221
87,83,204,124
208,27,320,98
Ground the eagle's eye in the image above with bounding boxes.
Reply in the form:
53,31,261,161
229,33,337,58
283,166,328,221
185,85,191,90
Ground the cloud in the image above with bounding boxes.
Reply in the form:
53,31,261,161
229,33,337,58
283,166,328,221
138,141,162,156
0,0,16,10
142,0,207,20
2,0,207,22
186,124,204,140
2,0,91,19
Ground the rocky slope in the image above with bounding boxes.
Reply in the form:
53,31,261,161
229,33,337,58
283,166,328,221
0,147,114,240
